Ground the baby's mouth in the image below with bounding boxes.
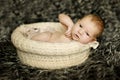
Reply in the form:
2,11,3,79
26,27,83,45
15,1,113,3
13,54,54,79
73,34,80,40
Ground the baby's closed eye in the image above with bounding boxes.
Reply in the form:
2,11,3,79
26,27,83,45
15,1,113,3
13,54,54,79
86,32,89,36
79,24,83,28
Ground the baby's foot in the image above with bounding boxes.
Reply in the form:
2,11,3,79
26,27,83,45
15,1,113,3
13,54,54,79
26,27,40,39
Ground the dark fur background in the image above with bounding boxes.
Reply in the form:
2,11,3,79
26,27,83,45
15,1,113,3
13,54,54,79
0,0,120,80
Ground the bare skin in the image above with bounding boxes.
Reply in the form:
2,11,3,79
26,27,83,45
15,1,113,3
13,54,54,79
30,14,74,43
30,14,104,44
31,31,72,43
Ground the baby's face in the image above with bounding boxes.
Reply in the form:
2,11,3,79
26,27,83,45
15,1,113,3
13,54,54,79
71,17,99,44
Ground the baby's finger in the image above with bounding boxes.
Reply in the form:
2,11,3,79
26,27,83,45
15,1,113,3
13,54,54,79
65,32,71,37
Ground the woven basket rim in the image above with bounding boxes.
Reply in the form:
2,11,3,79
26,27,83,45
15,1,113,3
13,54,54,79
11,22,99,56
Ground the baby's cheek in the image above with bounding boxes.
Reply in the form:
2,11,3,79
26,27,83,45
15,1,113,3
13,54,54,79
80,37,91,43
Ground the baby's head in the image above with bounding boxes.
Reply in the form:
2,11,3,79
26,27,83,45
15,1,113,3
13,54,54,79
72,14,104,44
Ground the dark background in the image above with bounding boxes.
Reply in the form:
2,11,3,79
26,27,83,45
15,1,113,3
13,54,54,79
0,0,120,80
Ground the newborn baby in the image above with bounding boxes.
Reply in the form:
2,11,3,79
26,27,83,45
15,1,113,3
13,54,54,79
29,14,104,44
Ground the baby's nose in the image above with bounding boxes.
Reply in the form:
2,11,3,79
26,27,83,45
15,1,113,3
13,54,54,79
78,29,84,34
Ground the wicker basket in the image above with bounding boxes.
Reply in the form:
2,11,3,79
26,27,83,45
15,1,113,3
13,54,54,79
11,22,99,69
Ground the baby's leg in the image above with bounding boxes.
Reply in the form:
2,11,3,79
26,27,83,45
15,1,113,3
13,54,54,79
26,27,40,39
31,31,52,42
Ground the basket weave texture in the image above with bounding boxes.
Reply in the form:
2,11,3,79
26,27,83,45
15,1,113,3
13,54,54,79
11,22,99,69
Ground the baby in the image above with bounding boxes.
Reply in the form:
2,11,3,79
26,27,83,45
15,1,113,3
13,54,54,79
29,14,104,44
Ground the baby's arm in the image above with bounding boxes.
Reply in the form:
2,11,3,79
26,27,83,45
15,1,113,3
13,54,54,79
58,14,74,37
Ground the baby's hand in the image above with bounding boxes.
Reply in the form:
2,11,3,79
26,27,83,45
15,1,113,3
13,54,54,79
65,28,72,38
